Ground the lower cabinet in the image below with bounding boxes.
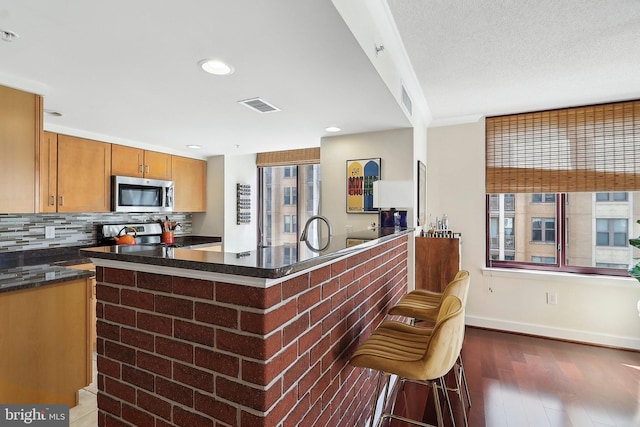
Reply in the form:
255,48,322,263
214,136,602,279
0,278,91,406
415,236,461,292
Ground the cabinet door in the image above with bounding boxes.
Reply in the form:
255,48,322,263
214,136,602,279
172,155,206,212
57,135,112,212
39,131,58,212
144,150,172,180
0,85,40,213
0,278,90,405
415,237,461,292
111,144,143,177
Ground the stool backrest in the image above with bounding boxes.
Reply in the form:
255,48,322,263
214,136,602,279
441,270,470,308
421,295,465,380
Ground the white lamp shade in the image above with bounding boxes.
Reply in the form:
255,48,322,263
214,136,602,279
373,180,413,208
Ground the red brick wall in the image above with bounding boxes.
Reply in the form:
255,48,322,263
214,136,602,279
95,234,409,426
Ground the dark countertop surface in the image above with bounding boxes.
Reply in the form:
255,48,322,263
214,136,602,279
81,228,413,279
0,235,222,293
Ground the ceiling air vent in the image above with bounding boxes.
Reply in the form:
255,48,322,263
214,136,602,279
238,97,281,113
401,84,412,116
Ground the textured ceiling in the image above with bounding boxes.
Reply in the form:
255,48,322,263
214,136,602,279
387,0,640,124
1,1,639,156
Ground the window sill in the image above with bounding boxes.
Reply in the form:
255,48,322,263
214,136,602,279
482,266,639,288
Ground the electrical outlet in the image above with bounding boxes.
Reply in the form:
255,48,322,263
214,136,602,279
546,291,558,305
45,226,55,239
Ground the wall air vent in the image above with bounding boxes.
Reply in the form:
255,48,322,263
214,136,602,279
401,84,413,116
238,97,281,113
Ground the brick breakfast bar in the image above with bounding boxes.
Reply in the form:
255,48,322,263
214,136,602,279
81,228,411,427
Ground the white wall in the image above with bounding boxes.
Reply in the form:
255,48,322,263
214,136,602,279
320,128,414,235
222,154,258,253
427,119,640,350
192,154,257,253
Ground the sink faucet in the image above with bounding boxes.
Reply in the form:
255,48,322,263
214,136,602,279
300,215,333,251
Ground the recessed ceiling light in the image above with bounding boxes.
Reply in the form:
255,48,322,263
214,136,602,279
186,144,201,149
0,29,19,42
198,59,234,76
325,126,341,133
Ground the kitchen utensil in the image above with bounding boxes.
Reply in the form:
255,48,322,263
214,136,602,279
114,226,137,245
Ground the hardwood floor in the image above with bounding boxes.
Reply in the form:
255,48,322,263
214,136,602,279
382,327,640,427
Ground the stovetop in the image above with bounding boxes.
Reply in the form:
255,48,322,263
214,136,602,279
97,222,183,247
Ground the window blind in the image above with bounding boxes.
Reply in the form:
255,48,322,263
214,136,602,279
256,147,320,167
486,100,640,193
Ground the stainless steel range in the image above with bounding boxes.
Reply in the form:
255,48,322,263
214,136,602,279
98,222,179,246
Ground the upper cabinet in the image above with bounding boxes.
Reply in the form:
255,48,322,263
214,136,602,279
0,85,42,214
39,131,58,213
172,155,206,212
39,134,112,213
112,145,171,180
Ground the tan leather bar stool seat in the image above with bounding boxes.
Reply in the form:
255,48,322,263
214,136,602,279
387,270,471,426
350,295,465,427
388,270,469,321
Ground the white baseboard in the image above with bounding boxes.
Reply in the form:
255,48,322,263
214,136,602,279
466,315,640,351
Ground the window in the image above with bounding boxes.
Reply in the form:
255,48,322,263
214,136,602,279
532,256,556,264
532,193,555,203
283,166,297,178
532,217,555,242
283,187,298,205
596,192,628,202
596,219,628,247
284,215,297,233
259,163,321,247
283,245,297,264
486,100,640,276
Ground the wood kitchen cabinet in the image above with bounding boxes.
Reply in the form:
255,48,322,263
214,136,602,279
39,131,58,212
0,85,42,213
39,133,112,212
0,278,91,406
68,263,96,352
172,155,206,212
415,236,461,292
111,144,172,180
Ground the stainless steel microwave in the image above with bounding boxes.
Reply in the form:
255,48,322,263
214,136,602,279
112,176,174,213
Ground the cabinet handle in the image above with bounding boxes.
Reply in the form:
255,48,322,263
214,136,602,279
139,164,144,174
50,195,55,206
145,165,150,174
59,196,64,206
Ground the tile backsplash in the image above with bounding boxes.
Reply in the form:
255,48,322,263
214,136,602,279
0,212,192,252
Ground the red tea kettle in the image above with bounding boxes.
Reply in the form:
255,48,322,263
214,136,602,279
114,226,137,245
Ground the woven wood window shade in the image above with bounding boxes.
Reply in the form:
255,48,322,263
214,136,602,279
486,100,640,193
256,147,320,167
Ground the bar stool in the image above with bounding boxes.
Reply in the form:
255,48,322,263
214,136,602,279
349,295,465,427
388,271,471,426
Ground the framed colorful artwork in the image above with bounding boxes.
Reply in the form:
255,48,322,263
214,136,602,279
346,158,381,213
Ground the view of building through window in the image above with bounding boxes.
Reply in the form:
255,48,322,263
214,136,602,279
488,192,640,274
259,164,321,260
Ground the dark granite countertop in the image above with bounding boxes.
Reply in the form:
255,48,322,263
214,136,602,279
0,245,95,293
0,235,222,293
81,228,414,279
0,264,94,293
